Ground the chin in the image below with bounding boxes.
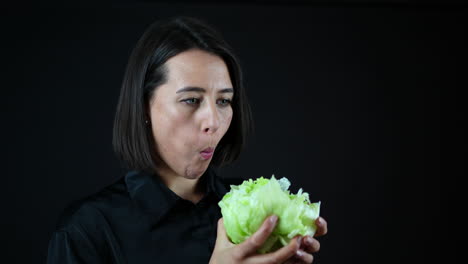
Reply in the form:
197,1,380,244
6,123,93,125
184,166,207,180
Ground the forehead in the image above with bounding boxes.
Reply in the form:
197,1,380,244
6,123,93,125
164,49,232,87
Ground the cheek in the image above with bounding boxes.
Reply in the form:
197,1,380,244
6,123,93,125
152,107,192,153
220,109,233,133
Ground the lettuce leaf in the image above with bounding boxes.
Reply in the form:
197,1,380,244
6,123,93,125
218,175,321,253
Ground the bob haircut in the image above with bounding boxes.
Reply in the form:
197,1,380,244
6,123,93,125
113,16,253,174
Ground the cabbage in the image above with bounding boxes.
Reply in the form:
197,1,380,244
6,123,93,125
218,175,321,254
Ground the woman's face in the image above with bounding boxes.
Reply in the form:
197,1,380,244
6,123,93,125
148,49,234,180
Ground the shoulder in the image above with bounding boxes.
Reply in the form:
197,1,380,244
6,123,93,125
47,177,130,262
54,176,128,232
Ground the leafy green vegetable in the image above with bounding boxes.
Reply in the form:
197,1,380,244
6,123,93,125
218,175,321,253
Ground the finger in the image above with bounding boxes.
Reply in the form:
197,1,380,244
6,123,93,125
247,236,301,264
215,218,234,248
301,236,320,253
314,217,328,237
295,249,314,263
235,215,278,258
283,256,301,264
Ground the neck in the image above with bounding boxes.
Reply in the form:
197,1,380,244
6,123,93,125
155,166,206,204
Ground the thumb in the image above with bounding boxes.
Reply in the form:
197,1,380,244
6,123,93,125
214,218,234,249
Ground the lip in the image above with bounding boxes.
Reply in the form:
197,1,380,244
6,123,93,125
200,147,214,160
201,147,214,153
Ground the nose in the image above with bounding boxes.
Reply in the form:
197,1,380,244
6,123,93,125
201,100,220,134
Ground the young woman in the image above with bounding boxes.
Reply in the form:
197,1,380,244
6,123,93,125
47,16,327,264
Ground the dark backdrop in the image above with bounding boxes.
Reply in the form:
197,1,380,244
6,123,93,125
2,2,464,263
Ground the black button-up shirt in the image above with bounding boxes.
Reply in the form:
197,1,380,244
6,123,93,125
46,166,243,264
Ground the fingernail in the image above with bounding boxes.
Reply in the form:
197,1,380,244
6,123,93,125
297,237,302,248
296,249,305,257
306,236,313,245
269,215,278,224
317,217,324,225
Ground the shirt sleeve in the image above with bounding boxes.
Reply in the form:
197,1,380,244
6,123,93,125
47,224,103,264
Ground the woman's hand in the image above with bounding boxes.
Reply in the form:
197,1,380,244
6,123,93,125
284,217,328,264
209,215,302,264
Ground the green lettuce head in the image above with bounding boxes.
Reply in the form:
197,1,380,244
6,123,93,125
218,175,321,254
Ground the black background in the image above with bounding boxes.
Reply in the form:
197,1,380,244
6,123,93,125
2,1,465,263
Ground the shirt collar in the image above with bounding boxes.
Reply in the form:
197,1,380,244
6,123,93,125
124,165,228,218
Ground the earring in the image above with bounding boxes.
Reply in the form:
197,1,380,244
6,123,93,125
145,120,149,124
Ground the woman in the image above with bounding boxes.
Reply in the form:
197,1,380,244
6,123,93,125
47,16,327,264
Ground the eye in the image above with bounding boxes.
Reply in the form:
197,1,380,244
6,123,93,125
181,97,201,105
217,98,232,107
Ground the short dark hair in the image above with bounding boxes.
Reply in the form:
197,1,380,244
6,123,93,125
112,16,254,173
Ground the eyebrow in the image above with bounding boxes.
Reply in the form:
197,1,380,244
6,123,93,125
176,86,234,94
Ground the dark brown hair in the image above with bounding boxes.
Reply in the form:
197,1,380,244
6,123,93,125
112,16,253,173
